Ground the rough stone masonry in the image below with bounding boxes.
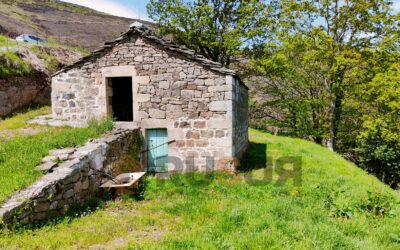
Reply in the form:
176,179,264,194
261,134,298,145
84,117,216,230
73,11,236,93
51,22,249,172
0,129,140,226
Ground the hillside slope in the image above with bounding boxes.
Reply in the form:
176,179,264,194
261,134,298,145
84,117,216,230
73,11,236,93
0,34,82,116
0,0,153,49
0,127,398,249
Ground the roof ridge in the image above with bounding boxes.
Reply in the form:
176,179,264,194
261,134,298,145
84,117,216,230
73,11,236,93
52,22,239,79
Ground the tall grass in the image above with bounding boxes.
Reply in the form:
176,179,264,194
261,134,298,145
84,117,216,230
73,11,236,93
0,51,31,78
0,129,399,249
0,117,114,204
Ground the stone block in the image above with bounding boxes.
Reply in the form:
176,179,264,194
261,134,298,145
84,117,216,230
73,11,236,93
179,72,187,79
209,101,231,112
209,85,232,92
149,109,166,119
200,111,213,119
187,84,197,90
63,189,74,199
49,201,58,210
224,92,233,100
82,179,90,190
186,140,194,147
179,121,191,128
167,104,182,112
62,93,75,100
175,140,185,147
186,131,200,139
138,111,149,119
205,79,215,86
208,119,231,129
215,130,225,138
194,121,206,128
31,212,47,221
137,94,150,102
133,55,143,62
74,182,83,193
159,81,170,89
168,129,184,140
134,76,150,85
201,130,214,138
195,140,209,147
194,79,204,85
181,90,195,99
36,162,58,172
34,202,50,213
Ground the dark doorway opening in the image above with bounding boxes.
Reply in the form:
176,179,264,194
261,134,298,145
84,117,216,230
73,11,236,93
111,77,133,121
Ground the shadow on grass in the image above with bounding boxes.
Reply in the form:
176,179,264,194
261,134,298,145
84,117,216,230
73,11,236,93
2,186,148,232
0,103,45,120
237,142,267,172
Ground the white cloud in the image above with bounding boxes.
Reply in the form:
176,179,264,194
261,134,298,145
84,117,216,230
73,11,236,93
393,2,400,12
60,0,148,20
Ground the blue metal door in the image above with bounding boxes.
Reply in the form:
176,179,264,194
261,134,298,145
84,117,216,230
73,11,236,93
147,129,168,172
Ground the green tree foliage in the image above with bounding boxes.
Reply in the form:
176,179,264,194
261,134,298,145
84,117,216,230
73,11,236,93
252,0,399,150
354,63,400,188
147,0,271,66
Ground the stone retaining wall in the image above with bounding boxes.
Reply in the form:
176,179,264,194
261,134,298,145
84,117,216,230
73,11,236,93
0,128,140,227
0,73,50,117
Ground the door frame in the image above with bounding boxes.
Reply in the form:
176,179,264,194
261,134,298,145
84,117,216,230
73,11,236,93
100,66,137,121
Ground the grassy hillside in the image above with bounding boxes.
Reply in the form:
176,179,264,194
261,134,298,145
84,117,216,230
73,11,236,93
0,128,399,249
0,107,114,204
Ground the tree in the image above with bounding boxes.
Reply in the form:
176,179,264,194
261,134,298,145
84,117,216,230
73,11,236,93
147,0,272,66
354,63,400,188
253,0,399,150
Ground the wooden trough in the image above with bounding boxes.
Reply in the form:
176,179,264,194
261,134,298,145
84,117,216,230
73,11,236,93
100,172,146,195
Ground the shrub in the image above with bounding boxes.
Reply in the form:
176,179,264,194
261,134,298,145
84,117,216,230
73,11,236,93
359,191,397,217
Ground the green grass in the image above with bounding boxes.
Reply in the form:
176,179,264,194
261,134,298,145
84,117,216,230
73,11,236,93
0,51,32,78
0,107,114,204
0,35,17,47
0,128,399,249
0,106,50,130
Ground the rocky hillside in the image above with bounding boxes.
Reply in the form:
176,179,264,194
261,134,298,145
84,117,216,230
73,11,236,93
0,43,82,116
0,0,153,50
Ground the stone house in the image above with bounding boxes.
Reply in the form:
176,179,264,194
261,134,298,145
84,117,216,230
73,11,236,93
51,22,248,172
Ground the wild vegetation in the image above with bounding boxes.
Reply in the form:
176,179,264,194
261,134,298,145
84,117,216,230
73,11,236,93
0,128,398,249
148,0,400,188
0,34,82,78
0,107,114,204
0,51,31,77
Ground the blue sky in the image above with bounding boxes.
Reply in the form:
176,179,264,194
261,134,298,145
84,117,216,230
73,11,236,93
61,0,399,19
61,0,151,20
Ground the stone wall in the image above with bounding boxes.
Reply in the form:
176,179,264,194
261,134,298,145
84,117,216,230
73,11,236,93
0,129,140,227
52,33,248,172
232,77,249,157
0,73,50,116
